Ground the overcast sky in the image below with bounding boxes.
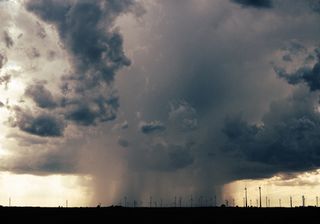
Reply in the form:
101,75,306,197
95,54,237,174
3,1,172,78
0,0,319,206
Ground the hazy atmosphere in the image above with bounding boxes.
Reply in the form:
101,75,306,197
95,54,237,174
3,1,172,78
0,0,320,207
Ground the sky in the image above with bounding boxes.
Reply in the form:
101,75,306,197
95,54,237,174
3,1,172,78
0,0,319,207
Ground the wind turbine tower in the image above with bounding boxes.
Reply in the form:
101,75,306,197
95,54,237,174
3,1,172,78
259,187,262,208
245,187,248,208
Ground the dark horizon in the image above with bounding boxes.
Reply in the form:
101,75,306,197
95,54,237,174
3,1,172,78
1,206,320,224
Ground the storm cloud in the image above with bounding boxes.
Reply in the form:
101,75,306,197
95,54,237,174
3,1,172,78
25,82,58,109
102,0,320,203
275,48,320,91
222,90,320,178
10,107,65,137
1,0,320,206
23,0,136,130
222,45,320,178
231,0,273,8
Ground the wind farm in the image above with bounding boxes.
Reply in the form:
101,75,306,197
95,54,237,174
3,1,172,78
0,203,319,223
1,186,320,223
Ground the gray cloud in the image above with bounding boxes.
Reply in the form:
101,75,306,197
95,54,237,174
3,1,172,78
222,86,320,179
25,0,137,127
99,0,320,204
10,107,65,137
26,0,133,81
231,0,273,8
64,94,119,125
36,153,77,174
7,133,48,147
0,0,139,181
1,0,318,205
0,148,78,175
25,82,58,108
275,48,320,91
139,120,166,134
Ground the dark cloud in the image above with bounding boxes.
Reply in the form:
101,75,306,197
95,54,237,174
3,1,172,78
222,88,320,178
139,120,166,134
238,46,320,176
222,43,320,179
275,48,320,91
3,0,317,204
36,153,77,174
0,150,77,174
231,0,273,8
222,115,259,141
26,0,133,83
64,94,118,125
0,132,84,175
10,107,65,137
25,82,58,108
3,31,13,48
65,104,97,126
26,0,137,126
101,0,320,204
